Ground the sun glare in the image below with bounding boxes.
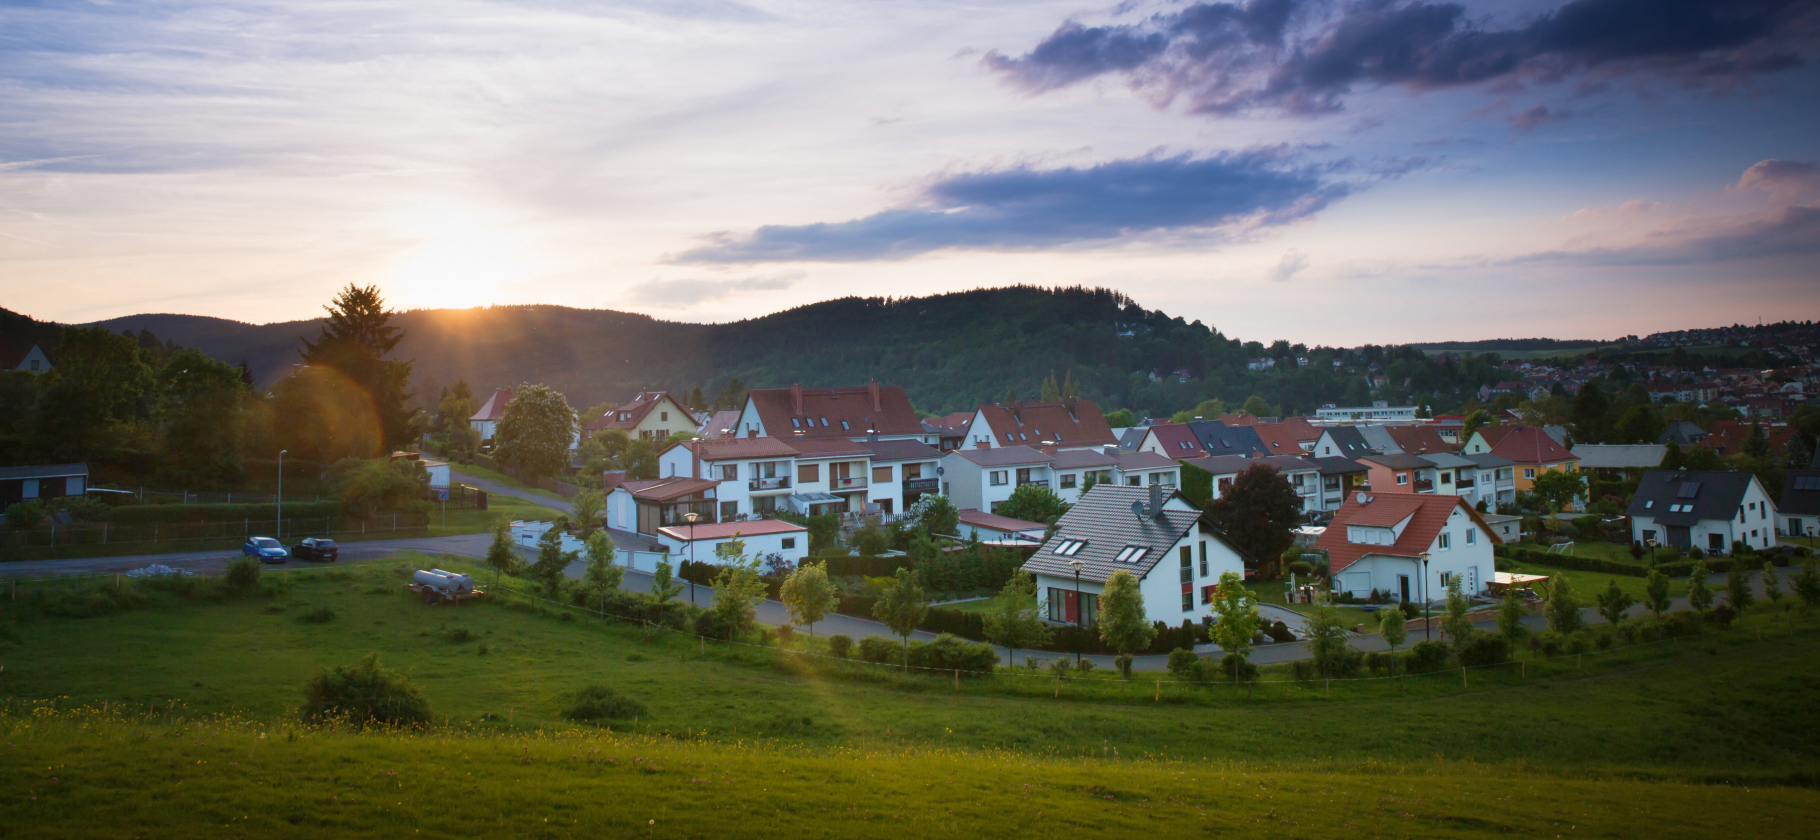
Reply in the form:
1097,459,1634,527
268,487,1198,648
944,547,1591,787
388,207,534,310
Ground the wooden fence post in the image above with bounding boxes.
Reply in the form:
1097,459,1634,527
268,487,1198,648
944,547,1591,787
1461,665,1467,688
1154,680,1160,701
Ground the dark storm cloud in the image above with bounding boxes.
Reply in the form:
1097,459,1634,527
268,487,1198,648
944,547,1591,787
986,0,1819,115
678,150,1349,262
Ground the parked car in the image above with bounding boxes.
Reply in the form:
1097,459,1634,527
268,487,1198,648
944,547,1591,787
291,537,340,562
242,536,288,564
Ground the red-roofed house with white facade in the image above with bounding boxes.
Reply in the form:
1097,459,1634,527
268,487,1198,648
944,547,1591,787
657,518,809,566
469,388,513,442
1314,491,1500,604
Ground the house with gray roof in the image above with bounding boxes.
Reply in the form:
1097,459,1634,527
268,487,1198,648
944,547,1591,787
1312,426,1382,459
1778,470,1820,540
1571,444,1668,475
940,445,1054,516
1627,469,1777,555
0,463,87,507
1023,484,1247,627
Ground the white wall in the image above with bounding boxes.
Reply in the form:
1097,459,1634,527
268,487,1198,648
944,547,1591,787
1333,507,1494,600
1031,530,1245,626
1630,476,1778,554
659,529,808,566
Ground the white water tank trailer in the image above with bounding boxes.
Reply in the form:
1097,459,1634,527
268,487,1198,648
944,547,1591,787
408,568,481,604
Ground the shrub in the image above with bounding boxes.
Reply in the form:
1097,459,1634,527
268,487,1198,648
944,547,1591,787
223,557,263,595
564,685,647,721
1564,632,1592,655
1219,652,1258,681
1074,658,1096,674
4,500,47,528
1265,620,1296,643
1408,640,1453,673
774,624,795,646
905,633,998,674
693,610,734,641
1167,648,1199,678
301,654,430,726
857,635,899,664
1707,603,1737,628
1531,630,1563,656
828,633,853,658
1287,560,1314,576
1688,547,1705,560
446,627,473,643
1113,653,1136,679
1319,645,1364,678
296,606,336,624
1365,650,1400,675
1455,632,1509,667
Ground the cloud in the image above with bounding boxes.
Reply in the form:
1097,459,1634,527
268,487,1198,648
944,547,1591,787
1512,203,1820,265
1268,247,1309,281
678,149,1351,262
1730,158,1820,196
626,273,802,306
985,0,1818,117
1509,105,1575,131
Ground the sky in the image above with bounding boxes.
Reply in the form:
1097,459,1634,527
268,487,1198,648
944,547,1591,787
1,0,1818,346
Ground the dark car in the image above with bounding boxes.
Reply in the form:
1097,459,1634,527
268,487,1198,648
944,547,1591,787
242,536,288,564
291,537,340,562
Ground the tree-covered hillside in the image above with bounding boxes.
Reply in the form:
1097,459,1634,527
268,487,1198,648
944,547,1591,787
13,286,1511,417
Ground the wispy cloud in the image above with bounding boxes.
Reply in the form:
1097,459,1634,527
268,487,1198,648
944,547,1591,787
626,272,803,306
1268,247,1308,281
679,149,1351,262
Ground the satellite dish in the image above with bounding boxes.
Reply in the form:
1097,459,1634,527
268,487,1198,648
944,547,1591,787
1131,501,1148,521
936,465,945,477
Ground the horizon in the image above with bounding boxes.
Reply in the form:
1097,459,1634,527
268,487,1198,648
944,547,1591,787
3,0,1818,345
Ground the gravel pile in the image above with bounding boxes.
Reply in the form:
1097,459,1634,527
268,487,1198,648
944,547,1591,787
124,564,194,577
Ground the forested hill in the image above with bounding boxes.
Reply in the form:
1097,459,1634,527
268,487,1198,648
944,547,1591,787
8,286,1508,417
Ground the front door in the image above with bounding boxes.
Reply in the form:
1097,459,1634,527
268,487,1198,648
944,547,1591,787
1064,589,1079,624
1466,566,1479,594
1398,575,1410,604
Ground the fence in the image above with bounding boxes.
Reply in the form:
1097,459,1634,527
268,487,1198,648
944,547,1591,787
0,512,432,561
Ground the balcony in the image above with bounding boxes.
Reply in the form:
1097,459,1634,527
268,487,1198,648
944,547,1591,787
1413,479,1435,493
903,477,940,494
1454,478,1475,490
1017,479,1050,488
748,476,792,493
832,476,869,492
1294,485,1316,496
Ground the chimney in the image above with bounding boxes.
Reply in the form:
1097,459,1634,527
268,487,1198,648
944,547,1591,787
868,380,881,412
790,384,803,416
1147,482,1164,517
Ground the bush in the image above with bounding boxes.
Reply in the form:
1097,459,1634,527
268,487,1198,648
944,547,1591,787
1408,639,1453,673
296,606,336,624
905,633,998,674
301,654,430,726
693,609,734,641
1365,650,1400,674
1287,560,1314,576
1219,652,1258,681
1319,645,1363,678
858,635,899,664
1688,547,1705,560
1531,630,1562,656
1455,632,1509,667
564,685,647,721
1074,658,1096,674
1265,620,1296,643
446,627,473,643
774,624,795,646
1564,631,1592,655
3,500,47,528
1707,603,1737,628
223,557,263,595
1167,648,1199,678
828,633,853,658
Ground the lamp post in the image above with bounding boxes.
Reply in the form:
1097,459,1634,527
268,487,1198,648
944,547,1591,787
1419,550,1432,640
1070,559,1085,666
277,449,287,541
684,511,701,607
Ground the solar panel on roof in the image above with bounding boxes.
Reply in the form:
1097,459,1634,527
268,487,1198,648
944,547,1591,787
1796,476,1820,491
1676,482,1701,499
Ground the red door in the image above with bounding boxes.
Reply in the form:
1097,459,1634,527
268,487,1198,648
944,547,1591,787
1064,590,1079,624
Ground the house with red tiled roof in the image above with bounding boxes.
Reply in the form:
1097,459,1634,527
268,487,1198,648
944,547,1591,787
1251,420,1321,455
1383,426,1453,456
1315,491,1500,603
924,411,976,451
734,382,929,443
0,338,51,374
1466,425,1580,502
584,391,695,443
468,388,514,442
1701,421,1795,459
961,399,1118,452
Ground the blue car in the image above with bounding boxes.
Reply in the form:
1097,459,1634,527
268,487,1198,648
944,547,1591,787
243,536,288,564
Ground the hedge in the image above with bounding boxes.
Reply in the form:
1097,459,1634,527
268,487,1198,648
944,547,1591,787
1502,547,1652,578
821,555,910,578
105,500,342,525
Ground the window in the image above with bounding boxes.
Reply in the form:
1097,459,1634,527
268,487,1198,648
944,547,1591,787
1641,529,1657,543
1128,475,1141,486
877,499,893,514
1396,474,1408,485
1524,468,1536,479
1198,541,1208,576
1058,473,1077,489
872,465,892,484
781,538,795,550
1053,539,1087,556
661,411,669,421
841,420,850,430
719,501,737,520
1438,532,1451,549
791,418,800,428
989,470,1007,486
1644,500,1653,509
1180,548,1193,610
718,464,738,481
798,463,820,483
1466,529,1476,545
1201,584,1214,605
1016,468,1033,484
903,463,922,480
1440,472,1451,485
820,417,829,427
1115,545,1149,563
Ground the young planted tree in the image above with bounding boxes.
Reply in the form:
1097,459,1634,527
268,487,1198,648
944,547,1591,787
650,559,684,623
780,561,839,640
1596,578,1633,625
1303,605,1351,678
1208,571,1259,682
1726,561,1755,612
1497,586,1529,643
494,383,578,479
582,532,623,615
1762,561,1783,606
570,489,606,538
1378,606,1408,670
484,521,517,586
1546,574,1584,634
531,528,577,599
1687,560,1713,615
982,571,1052,665
873,567,930,671
1442,575,1473,644
1643,568,1673,617
709,563,767,643
1794,559,1820,611
1099,570,1157,680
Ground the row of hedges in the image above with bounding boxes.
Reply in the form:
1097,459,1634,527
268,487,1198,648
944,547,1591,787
821,555,909,578
104,500,342,525
850,632,999,673
1497,546,1655,577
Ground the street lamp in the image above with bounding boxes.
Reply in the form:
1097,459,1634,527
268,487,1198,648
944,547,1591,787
1418,550,1432,640
1070,559,1085,666
277,449,287,541
684,511,702,606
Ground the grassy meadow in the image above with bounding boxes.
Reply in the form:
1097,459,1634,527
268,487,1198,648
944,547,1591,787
1,552,1818,836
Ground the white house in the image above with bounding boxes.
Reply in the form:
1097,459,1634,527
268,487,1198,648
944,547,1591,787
1316,491,1500,602
732,382,931,443
786,438,873,517
1313,401,1419,421
468,388,513,443
1022,484,1247,626
1110,450,1181,489
658,436,802,520
1047,449,1118,504
656,518,809,567
941,446,1053,515
1780,471,1820,540
0,341,51,374
959,400,1119,451
859,438,943,516
604,477,719,537
1628,469,1778,555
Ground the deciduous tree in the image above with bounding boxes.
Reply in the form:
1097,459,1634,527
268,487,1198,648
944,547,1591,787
1726,560,1755,612
780,561,838,639
1098,570,1156,678
1687,560,1713,614
495,384,576,479
1762,561,1782,606
1546,574,1583,634
570,489,606,538
582,532,623,614
873,567,929,671
1644,568,1672,617
997,484,1068,525
1207,464,1300,570
983,571,1051,664
1596,578,1633,625
1208,571,1258,680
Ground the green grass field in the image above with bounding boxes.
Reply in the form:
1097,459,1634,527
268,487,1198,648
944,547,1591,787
2,552,1818,836
422,496,551,538
450,463,570,503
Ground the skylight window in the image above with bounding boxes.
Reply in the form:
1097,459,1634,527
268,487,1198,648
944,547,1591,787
1053,539,1087,556
840,420,849,430
791,419,800,428
1115,545,1149,563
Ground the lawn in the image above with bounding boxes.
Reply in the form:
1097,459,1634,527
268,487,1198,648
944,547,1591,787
1252,579,1385,628
422,495,552,538
449,463,570,503
1503,558,1687,604
3,552,1820,836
